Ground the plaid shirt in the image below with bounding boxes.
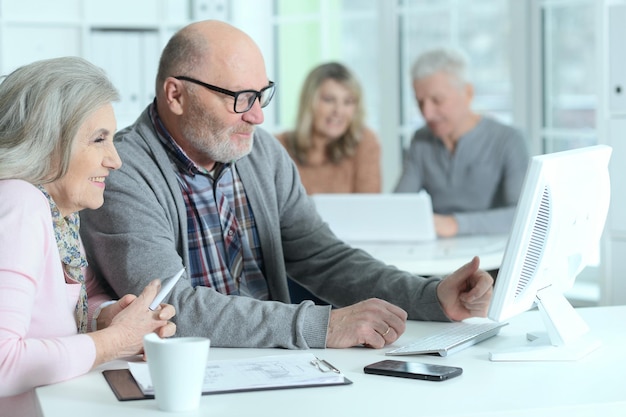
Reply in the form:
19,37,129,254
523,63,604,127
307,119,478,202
149,103,268,299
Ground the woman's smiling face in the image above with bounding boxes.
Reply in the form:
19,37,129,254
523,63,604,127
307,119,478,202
312,79,357,141
44,103,121,217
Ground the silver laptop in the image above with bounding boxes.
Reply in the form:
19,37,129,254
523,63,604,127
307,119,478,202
311,192,436,243
311,192,508,275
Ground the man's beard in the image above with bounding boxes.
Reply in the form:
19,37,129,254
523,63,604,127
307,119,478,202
181,97,255,163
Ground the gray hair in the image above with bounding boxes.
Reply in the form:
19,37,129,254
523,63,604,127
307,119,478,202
410,48,469,87
0,56,119,184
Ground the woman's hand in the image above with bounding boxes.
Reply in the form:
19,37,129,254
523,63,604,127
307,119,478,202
95,294,136,330
89,280,176,367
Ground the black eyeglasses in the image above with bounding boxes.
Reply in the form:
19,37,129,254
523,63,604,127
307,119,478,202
174,75,276,114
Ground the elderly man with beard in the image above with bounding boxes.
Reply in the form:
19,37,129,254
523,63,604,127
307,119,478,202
81,20,494,351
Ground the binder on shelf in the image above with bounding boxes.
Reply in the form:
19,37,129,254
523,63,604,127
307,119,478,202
191,0,229,21
88,29,160,129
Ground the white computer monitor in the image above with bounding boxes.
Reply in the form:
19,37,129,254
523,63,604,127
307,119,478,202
487,145,612,361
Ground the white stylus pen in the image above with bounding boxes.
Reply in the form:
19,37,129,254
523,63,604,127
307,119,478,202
149,267,185,311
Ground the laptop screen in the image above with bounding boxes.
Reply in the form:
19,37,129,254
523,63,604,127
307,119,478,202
311,192,436,243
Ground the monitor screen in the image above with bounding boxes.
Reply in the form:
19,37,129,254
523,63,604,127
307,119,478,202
487,145,612,361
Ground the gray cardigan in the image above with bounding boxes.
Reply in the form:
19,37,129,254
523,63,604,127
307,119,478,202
395,117,529,235
80,107,448,349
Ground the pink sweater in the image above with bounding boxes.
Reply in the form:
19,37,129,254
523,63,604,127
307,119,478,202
0,179,99,397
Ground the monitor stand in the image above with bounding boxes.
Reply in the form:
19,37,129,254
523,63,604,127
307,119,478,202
489,286,602,361
489,333,601,361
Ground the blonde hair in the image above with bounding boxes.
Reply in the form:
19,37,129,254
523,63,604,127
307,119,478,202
0,57,119,183
286,62,365,164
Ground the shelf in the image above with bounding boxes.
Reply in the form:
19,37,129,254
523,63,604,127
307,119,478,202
1,19,83,27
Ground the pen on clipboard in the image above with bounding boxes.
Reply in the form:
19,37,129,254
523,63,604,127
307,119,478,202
311,357,341,373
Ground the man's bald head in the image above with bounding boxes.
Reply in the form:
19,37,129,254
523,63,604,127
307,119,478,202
155,20,264,98
152,20,271,170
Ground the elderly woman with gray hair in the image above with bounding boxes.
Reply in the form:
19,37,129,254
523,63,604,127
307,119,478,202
0,57,176,414
395,47,529,237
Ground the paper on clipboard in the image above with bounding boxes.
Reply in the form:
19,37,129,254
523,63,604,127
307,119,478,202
127,352,349,396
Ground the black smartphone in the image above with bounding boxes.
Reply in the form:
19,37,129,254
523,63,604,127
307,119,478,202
363,359,462,381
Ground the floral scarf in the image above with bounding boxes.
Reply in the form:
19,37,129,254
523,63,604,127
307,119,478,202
37,185,89,333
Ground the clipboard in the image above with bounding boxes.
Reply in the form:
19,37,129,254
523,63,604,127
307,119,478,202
103,354,352,401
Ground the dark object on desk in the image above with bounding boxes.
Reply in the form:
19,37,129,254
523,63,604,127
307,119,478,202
103,369,154,401
102,369,352,401
364,359,462,381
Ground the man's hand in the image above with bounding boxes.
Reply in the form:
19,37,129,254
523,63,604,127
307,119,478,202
326,298,408,349
437,256,493,321
433,214,458,237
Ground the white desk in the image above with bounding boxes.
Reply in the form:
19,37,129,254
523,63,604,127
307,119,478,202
36,305,626,417
352,234,508,275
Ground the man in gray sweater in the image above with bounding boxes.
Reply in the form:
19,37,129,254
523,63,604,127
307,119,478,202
80,20,494,350
395,48,529,237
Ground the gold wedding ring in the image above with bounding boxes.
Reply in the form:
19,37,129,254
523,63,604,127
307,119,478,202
382,326,391,337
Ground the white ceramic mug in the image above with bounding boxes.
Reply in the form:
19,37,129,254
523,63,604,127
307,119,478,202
143,334,210,412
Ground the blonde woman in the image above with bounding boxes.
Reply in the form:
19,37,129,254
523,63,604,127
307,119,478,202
276,62,381,194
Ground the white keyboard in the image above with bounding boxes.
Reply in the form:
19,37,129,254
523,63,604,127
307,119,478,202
386,321,508,357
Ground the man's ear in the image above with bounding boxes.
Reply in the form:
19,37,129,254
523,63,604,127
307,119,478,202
162,77,185,115
464,82,475,102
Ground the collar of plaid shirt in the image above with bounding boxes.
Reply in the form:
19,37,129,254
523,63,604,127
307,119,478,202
147,102,268,299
